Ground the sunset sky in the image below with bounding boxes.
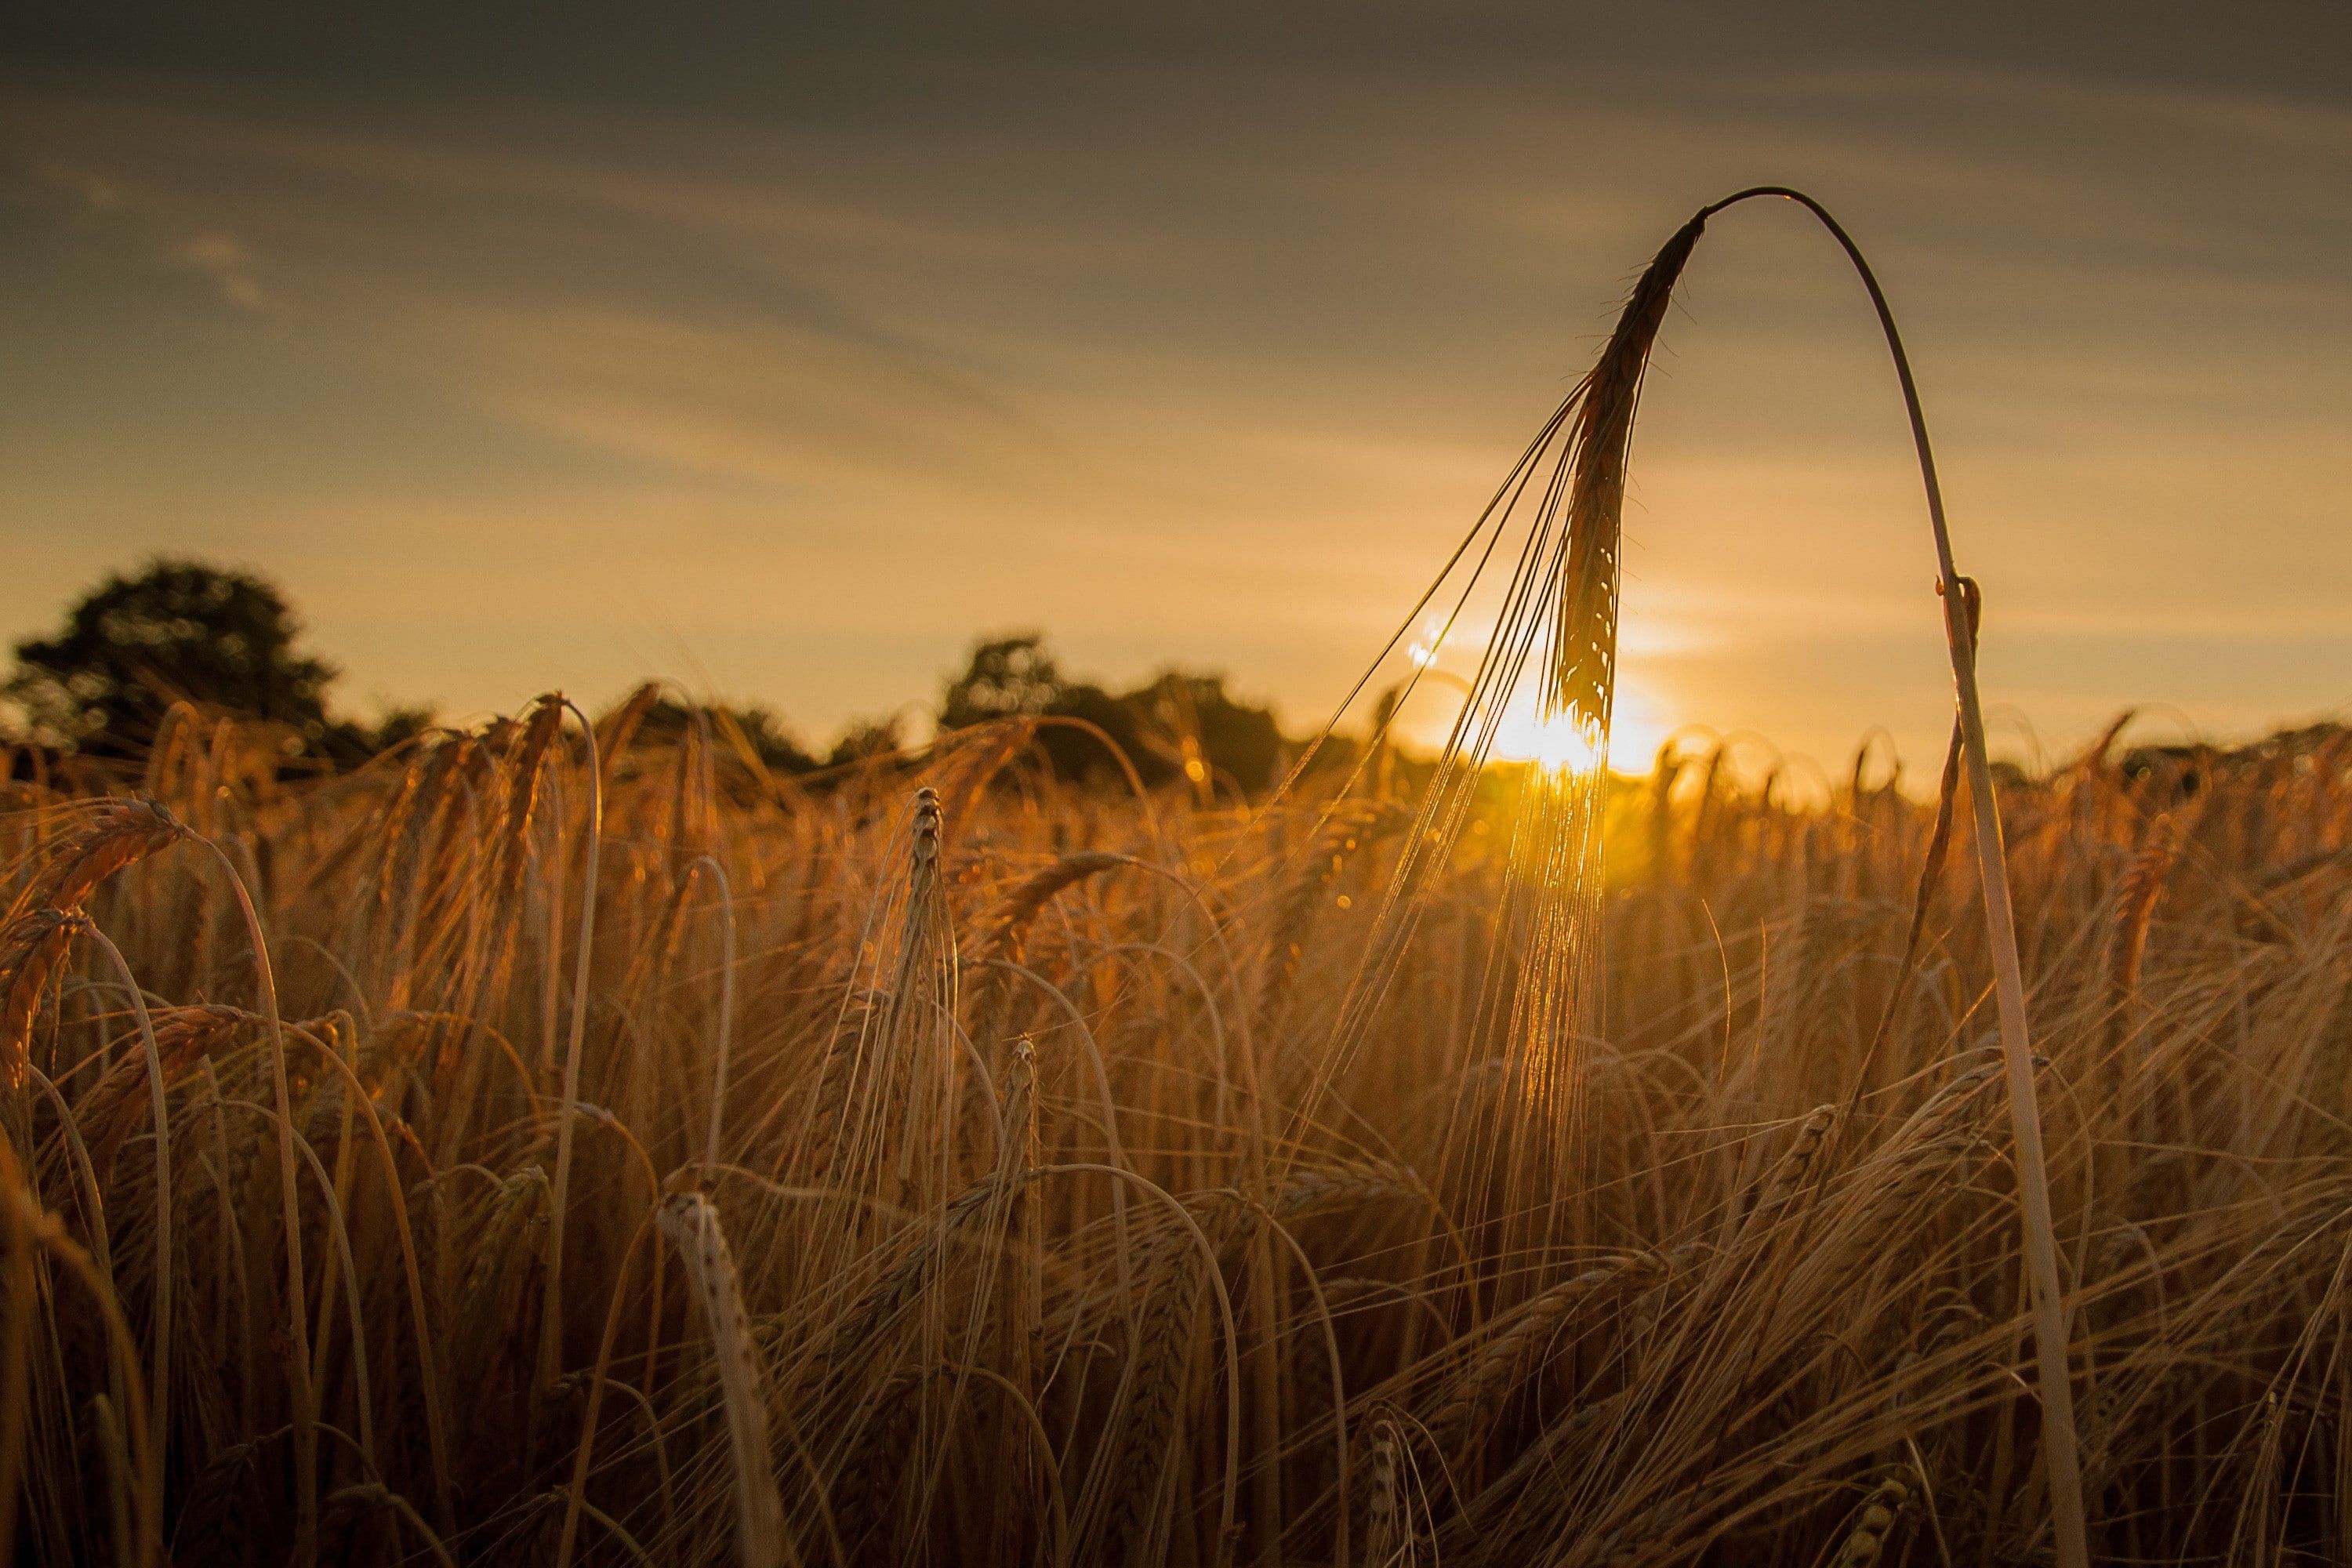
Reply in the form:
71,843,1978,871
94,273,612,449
4,3,2347,774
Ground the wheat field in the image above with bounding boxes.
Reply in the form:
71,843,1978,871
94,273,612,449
3,701,2347,1566
5,191,2347,1568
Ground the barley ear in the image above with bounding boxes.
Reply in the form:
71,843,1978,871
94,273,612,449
659,1192,787,1568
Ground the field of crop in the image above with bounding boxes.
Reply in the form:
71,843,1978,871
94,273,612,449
4,699,2349,1566
5,189,2344,1568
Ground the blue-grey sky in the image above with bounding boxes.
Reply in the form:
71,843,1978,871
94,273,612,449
4,3,2347,771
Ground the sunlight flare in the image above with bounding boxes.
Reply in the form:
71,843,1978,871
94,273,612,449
1488,678,1665,775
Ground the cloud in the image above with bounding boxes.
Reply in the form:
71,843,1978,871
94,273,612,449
162,229,267,309
7,150,270,311
0,50,2345,764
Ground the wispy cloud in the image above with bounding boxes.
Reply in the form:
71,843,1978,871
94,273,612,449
0,46,2345,764
8,152,270,311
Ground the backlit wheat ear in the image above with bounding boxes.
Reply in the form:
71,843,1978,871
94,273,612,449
2,800,184,1091
1552,216,1706,736
659,1192,786,1568
2108,815,2176,1033
7,797,185,921
491,695,566,914
0,909,83,1094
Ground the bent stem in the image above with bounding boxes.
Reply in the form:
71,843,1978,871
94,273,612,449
1687,186,2089,1567
189,832,321,1565
80,927,172,1497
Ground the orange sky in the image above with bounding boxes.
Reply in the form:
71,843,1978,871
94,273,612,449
3,5,2347,776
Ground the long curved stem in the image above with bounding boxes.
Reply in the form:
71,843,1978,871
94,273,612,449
79,929,172,1504
191,834,319,1565
1691,187,2089,1568
540,699,606,1398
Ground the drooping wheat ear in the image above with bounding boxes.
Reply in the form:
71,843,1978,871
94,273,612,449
452,1167,550,1360
931,716,1042,834
0,908,84,1092
1552,216,1707,731
490,695,566,915
1269,1160,1421,1225
830,1367,923,1559
1426,1249,1668,1454
2,798,185,1087
1741,1103,1840,1237
966,851,1124,1043
8,797,184,921
804,1172,1018,1401
1904,1058,2003,1134
76,1002,245,1176
169,1434,267,1561
1091,1196,1251,1567
658,1192,786,1568
593,680,665,778
2107,814,2177,1047
1814,1134,1976,1291
319,1483,456,1568
973,852,1127,960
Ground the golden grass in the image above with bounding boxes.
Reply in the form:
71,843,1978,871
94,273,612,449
0,703,2345,1565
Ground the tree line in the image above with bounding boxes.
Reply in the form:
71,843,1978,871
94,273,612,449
2,559,1301,790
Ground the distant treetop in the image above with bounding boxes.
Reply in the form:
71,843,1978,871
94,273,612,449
8,559,345,758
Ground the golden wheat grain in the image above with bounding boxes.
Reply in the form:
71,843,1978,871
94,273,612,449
658,1191,786,1568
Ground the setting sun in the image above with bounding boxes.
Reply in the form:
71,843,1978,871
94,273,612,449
1491,702,1602,773
1489,678,1668,775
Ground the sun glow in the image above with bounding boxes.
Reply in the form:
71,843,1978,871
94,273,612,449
1399,619,1671,775
1489,680,1668,775
1493,702,1604,774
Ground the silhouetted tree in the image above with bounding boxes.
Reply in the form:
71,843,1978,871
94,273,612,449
8,560,344,757
941,635,1065,728
938,633,1290,793
3,559,434,765
827,717,907,769
1132,670,1287,794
